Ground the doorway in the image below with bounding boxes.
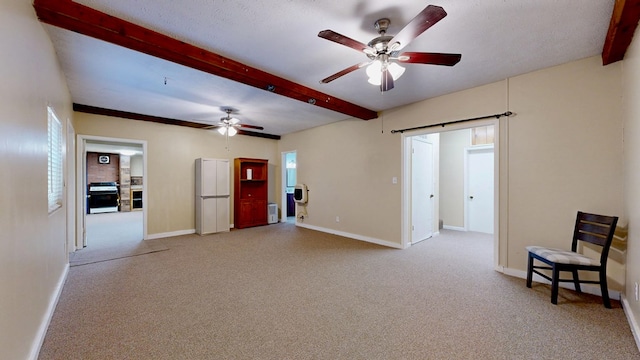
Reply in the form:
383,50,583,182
402,119,499,268
281,151,297,222
77,135,147,250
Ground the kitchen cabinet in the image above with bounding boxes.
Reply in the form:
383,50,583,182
234,158,268,229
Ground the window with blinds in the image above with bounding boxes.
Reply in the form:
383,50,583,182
48,106,63,213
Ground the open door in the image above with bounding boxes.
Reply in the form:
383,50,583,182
411,137,435,244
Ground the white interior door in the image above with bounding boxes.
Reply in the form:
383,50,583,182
466,145,494,234
411,137,434,244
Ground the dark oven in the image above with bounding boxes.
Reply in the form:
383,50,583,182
88,182,119,214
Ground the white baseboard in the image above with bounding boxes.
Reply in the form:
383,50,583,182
501,267,621,300
146,229,195,240
31,263,69,360
621,295,640,353
295,222,403,249
443,225,466,231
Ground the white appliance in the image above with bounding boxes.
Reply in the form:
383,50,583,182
195,158,230,234
294,184,308,204
88,182,119,214
268,203,278,224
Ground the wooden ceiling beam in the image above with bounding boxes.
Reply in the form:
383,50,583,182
602,0,640,65
34,0,378,120
73,104,282,140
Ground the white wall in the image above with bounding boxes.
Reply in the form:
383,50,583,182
131,154,143,177
280,116,402,245
622,24,640,342
280,57,624,286
0,1,73,359
507,57,623,273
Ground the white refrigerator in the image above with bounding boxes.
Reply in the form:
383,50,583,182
195,158,230,234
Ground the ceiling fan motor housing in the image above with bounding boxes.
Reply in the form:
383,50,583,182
369,18,394,55
374,18,390,34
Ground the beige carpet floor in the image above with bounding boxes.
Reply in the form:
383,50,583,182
40,224,639,359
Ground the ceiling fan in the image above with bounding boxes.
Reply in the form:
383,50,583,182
205,108,264,137
318,4,461,92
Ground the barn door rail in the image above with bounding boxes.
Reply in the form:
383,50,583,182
390,111,513,134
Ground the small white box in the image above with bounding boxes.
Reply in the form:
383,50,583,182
246,169,252,180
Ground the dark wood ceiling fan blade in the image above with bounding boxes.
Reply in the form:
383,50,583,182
239,124,264,130
380,69,394,92
320,62,370,84
397,52,461,66
318,30,373,53
389,5,447,51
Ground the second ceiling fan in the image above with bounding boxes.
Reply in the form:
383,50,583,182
318,4,461,92
205,108,264,137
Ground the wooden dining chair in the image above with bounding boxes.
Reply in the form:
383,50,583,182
526,211,618,308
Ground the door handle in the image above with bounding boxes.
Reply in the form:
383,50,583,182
430,194,434,198
469,196,474,199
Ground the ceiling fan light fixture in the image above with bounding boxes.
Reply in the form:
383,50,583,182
366,60,383,79
227,126,238,136
366,61,405,86
217,126,227,135
388,62,406,80
368,75,381,86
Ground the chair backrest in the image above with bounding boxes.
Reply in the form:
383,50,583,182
571,211,619,265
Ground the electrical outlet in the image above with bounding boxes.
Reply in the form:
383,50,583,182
635,282,639,301
336,216,340,223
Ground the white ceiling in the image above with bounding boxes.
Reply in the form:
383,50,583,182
43,0,615,136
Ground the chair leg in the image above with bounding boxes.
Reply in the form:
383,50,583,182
572,270,581,293
599,270,612,309
526,253,534,288
551,266,560,305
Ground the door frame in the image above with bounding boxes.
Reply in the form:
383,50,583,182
76,134,148,249
66,118,76,257
401,118,501,270
464,144,495,233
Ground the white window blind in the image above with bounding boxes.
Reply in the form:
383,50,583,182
48,106,63,213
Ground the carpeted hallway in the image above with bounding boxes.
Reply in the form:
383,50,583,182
39,223,639,359
70,212,168,266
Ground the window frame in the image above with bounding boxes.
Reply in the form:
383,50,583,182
48,106,64,214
